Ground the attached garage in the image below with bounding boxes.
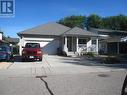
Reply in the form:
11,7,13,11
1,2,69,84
17,22,70,55
22,37,60,55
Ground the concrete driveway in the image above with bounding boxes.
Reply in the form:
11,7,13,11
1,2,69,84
4,55,126,76
41,55,127,75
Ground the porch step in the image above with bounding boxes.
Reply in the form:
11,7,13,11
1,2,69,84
67,52,77,57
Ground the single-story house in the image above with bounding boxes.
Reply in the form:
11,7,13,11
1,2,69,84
17,22,99,56
17,22,127,56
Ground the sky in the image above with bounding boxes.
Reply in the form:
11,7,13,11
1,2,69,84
0,0,127,38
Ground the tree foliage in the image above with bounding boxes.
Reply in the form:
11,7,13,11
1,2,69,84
87,14,103,28
58,14,127,31
58,15,86,29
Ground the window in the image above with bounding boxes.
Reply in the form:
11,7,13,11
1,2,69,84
25,43,40,48
78,39,86,44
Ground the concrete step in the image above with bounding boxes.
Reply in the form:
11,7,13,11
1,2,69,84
67,52,77,57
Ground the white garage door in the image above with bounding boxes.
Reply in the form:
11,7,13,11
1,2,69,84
24,38,60,55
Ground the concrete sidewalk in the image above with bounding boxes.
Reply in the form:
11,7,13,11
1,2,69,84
0,62,13,70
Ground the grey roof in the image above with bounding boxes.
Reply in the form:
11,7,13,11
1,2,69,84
18,22,71,36
89,28,127,34
63,27,98,36
6,37,19,43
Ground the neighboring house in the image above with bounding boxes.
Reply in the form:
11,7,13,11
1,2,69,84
5,37,19,45
5,37,20,54
0,32,9,44
0,32,20,54
17,22,98,56
90,28,127,54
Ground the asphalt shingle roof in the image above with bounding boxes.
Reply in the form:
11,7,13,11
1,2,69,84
5,37,19,43
90,28,127,34
18,22,71,36
18,22,98,37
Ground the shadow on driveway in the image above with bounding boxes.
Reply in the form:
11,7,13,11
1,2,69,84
52,55,127,69
13,55,38,62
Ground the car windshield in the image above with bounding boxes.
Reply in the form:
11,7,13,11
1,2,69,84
25,43,40,48
0,47,6,51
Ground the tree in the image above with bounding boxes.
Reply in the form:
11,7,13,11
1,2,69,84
58,14,127,31
102,15,127,31
87,14,103,28
58,15,86,29
118,15,127,31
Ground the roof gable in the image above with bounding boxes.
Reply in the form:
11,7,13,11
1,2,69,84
18,22,71,36
63,27,98,36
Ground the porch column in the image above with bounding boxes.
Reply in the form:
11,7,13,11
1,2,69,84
117,42,119,54
96,37,99,54
63,36,68,53
76,37,79,52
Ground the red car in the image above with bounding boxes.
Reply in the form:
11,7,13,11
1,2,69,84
22,43,43,61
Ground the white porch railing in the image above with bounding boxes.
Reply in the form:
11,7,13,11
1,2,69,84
87,44,96,52
78,44,97,55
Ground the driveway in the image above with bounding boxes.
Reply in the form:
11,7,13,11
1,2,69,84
41,55,127,75
5,55,127,76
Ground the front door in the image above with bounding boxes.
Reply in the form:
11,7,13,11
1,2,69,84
67,37,76,52
67,37,72,52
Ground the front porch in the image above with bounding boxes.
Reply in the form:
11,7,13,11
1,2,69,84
62,36,99,56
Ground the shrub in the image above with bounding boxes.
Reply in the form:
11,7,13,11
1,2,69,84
82,52,95,57
102,56,120,64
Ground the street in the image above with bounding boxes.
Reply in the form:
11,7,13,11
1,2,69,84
0,70,126,95
0,55,127,95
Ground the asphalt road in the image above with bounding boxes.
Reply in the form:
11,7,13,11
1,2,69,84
0,55,127,95
0,70,126,95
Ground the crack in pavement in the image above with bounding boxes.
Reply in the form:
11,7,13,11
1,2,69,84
36,76,54,95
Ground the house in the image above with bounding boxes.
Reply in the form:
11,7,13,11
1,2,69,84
0,32,20,54
17,22,99,56
17,22,127,56
0,32,9,45
5,37,19,45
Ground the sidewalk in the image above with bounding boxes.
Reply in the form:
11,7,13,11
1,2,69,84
0,62,13,70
